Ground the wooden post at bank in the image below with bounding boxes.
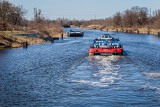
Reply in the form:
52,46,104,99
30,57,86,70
147,31,150,35
137,30,139,34
116,29,118,32
51,38,54,43
23,42,28,48
158,32,160,37
61,33,63,40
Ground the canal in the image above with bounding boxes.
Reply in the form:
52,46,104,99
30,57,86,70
0,28,160,107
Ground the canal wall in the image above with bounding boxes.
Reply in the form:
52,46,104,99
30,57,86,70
81,25,160,36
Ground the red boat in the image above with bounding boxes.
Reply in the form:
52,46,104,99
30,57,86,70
88,34,123,56
89,47,123,56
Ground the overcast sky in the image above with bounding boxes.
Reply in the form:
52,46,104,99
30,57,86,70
9,0,160,20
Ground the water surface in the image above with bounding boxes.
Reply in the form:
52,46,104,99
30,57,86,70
0,28,160,107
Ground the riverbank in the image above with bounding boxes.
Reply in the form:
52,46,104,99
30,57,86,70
0,30,66,50
81,25,160,36
0,31,44,49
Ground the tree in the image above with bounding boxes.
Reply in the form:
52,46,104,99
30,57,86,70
113,12,122,27
152,9,160,28
34,8,44,23
130,6,148,26
0,0,27,30
123,9,136,27
122,6,148,27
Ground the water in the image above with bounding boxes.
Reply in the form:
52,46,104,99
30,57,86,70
0,28,160,107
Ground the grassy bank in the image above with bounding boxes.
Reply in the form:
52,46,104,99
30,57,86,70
0,31,45,49
0,29,67,50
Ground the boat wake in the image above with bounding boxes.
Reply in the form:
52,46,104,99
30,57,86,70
140,83,160,92
144,72,160,80
70,56,122,87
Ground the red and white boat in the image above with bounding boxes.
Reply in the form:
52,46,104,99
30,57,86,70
88,34,123,56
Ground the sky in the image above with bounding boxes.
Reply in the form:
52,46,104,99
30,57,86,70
9,0,160,20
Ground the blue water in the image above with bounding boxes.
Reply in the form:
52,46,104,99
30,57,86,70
0,28,160,107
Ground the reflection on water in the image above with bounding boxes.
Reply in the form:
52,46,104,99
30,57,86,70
0,28,160,107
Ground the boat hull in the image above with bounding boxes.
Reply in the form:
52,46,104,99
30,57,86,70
69,33,83,37
68,30,84,37
88,47,123,56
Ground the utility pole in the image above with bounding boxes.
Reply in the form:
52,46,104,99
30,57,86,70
148,8,151,33
1,0,5,30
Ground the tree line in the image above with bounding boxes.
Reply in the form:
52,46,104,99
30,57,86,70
55,6,160,30
79,6,160,29
0,0,65,37
1,0,160,31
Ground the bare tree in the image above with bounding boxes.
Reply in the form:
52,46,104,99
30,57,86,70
123,9,135,27
0,0,27,30
152,9,160,28
113,12,122,27
34,8,44,23
122,6,148,27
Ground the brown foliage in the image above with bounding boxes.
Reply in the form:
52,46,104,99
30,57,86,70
0,0,27,31
0,20,7,31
